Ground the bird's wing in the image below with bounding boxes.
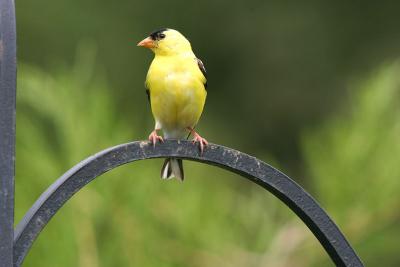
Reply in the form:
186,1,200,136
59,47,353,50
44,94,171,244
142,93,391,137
196,58,208,89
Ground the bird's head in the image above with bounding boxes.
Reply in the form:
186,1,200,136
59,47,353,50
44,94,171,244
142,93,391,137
137,28,192,56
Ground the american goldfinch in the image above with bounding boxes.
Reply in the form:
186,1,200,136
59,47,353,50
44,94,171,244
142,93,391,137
138,28,208,181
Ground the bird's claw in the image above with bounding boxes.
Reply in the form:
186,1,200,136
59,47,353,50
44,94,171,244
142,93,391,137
192,133,208,155
148,130,163,147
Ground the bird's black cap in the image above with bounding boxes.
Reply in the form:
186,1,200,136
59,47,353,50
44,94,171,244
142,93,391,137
149,28,168,40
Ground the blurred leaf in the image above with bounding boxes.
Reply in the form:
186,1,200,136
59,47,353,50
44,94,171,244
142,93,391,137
302,62,400,266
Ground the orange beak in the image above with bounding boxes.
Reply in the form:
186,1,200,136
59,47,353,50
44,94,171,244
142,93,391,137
137,37,156,48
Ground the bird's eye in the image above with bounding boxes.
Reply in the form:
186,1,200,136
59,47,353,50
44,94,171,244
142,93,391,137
159,33,166,39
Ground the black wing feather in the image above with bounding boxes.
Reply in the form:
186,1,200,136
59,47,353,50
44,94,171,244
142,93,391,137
196,58,208,89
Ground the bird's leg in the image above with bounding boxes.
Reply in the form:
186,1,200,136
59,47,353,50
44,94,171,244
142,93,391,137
148,129,163,147
187,127,208,154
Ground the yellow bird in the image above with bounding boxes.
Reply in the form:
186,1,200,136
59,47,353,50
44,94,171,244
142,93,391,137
137,28,208,181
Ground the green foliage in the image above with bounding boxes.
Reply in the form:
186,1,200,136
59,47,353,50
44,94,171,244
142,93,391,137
302,63,400,266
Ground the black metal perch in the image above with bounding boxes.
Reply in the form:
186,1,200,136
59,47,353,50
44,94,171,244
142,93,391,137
14,140,363,267
0,0,364,266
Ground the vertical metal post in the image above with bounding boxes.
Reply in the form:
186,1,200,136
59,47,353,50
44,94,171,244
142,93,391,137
0,0,16,266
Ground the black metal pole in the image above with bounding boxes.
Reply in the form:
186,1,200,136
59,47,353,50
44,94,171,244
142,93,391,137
0,0,17,266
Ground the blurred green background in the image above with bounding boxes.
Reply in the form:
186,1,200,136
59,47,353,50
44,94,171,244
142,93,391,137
14,1,400,266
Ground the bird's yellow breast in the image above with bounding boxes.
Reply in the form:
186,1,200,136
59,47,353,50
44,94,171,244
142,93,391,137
146,54,207,135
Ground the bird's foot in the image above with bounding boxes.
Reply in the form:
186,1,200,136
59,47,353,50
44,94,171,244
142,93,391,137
148,130,163,147
188,128,208,154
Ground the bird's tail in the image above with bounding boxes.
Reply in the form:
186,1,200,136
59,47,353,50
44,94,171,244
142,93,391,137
161,158,184,181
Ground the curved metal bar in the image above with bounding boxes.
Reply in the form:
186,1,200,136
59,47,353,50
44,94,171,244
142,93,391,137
0,0,17,265
14,140,363,267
